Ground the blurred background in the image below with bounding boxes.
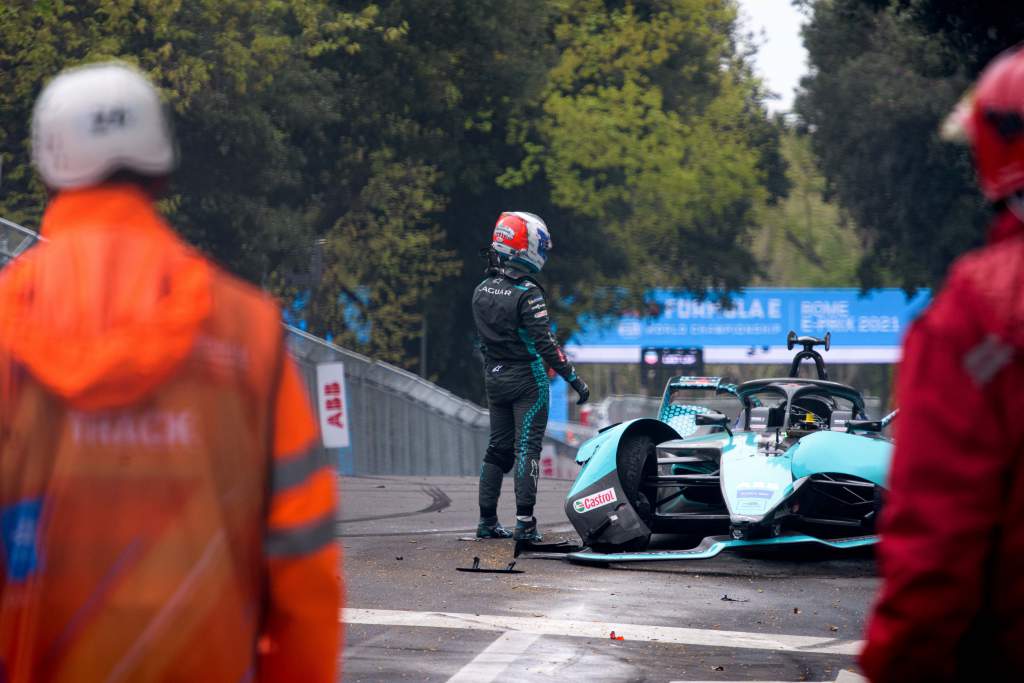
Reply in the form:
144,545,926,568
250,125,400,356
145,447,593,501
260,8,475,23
3,0,1022,473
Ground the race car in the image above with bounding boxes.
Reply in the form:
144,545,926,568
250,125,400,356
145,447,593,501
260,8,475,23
563,332,895,563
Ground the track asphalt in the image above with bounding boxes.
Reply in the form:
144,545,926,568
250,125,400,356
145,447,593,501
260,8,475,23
338,476,876,682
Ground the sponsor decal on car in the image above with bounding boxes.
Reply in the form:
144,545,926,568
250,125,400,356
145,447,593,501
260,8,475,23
736,499,768,514
733,481,780,513
572,487,618,513
673,376,721,387
737,481,780,491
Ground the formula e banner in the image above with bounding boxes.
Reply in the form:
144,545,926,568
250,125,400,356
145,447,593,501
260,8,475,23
565,288,931,364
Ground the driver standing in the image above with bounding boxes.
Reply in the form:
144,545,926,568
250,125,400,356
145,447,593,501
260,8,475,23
472,212,589,541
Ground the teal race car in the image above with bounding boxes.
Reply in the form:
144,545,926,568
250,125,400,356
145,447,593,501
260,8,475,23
563,333,895,563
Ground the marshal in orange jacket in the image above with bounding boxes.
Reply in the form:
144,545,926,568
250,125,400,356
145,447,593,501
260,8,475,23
0,185,342,682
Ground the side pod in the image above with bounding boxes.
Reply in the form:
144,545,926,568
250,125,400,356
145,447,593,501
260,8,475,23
789,431,891,487
565,419,680,548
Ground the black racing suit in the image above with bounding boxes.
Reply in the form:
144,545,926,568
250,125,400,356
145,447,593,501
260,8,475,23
472,267,579,519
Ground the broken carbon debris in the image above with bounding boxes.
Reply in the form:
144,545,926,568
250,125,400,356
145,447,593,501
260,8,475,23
720,594,749,602
455,556,524,574
513,538,582,558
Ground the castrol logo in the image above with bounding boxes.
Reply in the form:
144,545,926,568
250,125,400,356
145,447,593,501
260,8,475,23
572,487,618,513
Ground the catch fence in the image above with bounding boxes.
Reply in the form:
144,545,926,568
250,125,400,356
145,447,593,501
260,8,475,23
0,216,44,265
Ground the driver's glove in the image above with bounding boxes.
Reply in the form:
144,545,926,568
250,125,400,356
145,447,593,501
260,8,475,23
570,376,590,405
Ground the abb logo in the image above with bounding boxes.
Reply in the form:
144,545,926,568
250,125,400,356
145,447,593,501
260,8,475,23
316,363,351,448
323,382,345,429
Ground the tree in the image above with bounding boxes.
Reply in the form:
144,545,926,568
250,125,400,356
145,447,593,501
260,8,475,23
309,154,459,366
751,128,862,286
291,0,555,378
0,0,385,281
419,0,789,399
796,0,1024,290
0,1,791,399
502,0,787,298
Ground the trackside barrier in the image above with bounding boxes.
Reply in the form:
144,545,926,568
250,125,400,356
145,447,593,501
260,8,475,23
286,327,491,476
286,328,591,476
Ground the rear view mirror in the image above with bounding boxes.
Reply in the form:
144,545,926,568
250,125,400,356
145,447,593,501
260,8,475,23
830,410,853,432
695,411,732,436
695,411,728,426
749,406,785,430
845,419,883,433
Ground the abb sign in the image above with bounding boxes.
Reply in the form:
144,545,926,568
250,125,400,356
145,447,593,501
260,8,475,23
316,363,351,449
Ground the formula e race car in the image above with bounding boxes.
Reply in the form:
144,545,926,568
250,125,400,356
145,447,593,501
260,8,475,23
563,332,895,563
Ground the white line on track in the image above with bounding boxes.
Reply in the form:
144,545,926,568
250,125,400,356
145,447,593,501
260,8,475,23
670,672,867,683
342,607,864,656
445,631,541,683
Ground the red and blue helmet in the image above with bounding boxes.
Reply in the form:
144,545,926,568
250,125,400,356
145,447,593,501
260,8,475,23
491,211,552,272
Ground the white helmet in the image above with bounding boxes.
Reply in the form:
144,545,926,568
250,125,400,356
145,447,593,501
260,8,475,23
491,211,552,273
31,61,176,189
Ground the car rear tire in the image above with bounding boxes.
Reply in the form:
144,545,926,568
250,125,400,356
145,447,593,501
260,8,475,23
593,433,656,552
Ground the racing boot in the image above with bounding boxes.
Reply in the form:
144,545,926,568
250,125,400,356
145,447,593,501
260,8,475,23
513,516,542,543
476,517,513,539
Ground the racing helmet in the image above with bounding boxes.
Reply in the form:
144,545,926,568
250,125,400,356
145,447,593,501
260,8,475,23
32,61,176,190
491,211,552,273
943,47,1024,201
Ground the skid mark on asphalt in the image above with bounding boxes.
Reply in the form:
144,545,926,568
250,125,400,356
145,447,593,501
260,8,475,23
338,484,451,525
342,608,864,655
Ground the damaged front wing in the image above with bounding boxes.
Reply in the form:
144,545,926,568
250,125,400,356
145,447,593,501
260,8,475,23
565,532,878,564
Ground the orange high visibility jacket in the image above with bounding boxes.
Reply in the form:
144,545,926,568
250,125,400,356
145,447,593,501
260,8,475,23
0,186,341,682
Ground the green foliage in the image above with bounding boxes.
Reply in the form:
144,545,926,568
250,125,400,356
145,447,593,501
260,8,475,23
311,154,459,366
751,129,863,286
797,0,1024,290
502,0,785,297
0,0,790,395
0,0,385,278
292,0,554,373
